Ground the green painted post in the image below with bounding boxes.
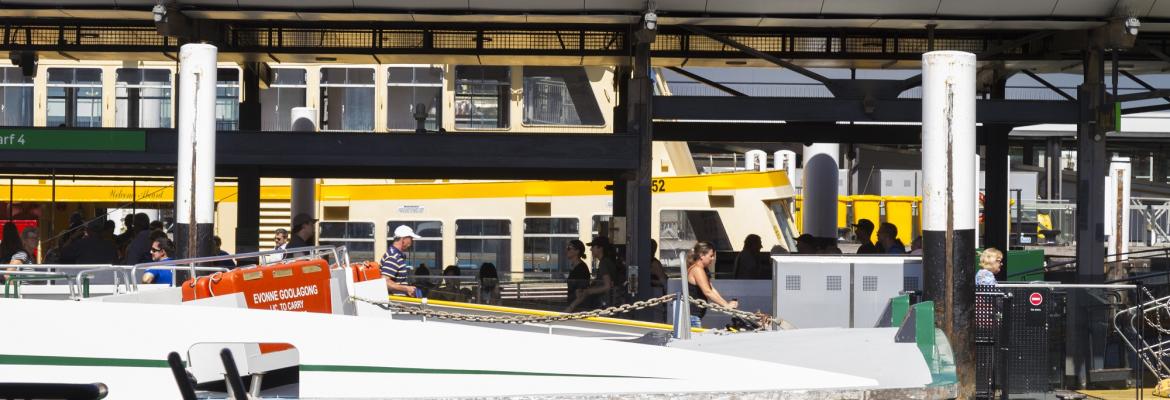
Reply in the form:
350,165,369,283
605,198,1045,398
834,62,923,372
891,295,911,326
82,276,90,298
914,301,937,370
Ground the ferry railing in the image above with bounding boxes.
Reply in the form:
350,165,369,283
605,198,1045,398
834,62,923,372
129,245,351,291
3,271,69,298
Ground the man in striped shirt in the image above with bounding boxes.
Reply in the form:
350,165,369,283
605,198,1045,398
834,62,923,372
381,225,421,296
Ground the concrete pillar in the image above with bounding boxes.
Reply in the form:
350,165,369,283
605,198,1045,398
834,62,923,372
290,107,317,222
801,143,839,239
175,43,218,260
920,50,977,399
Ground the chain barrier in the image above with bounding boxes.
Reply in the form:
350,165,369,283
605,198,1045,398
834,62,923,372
1141,287,1170,335
350,293,782,330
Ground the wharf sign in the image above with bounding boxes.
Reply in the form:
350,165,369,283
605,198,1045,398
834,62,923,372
0,129,146,151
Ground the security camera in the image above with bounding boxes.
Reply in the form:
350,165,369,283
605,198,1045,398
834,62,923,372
152,3,166,23
1125,17,1140,36
643,11,658,31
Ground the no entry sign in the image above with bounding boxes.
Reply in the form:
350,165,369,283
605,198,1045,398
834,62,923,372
1029,292,1044,306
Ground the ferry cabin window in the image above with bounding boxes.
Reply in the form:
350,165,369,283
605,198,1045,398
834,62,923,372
455,219,511,274
522,67,604,126
216,68,241,131
318,221,375,262
0,67,33,126
319,68,375,131
387,67,442,131
260,68,307,131
658,210,733,271
115,68,172,129
47,68,102,128
454,66,509,129
523,218,579,274
386,220,443,272
765,199,799,253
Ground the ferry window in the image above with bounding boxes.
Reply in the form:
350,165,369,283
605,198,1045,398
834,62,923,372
0,67,33,126
658,210,732,271
765,200,798,253
320,67,375,131
318,221,375,262
387,220,443,271
115,68,172,129
454,66,509,129
260,68,307,131
522,67,604,126
216,68,241,131
387,66,442,131
523,218,578,274
47,68,103,128
455,219,511,273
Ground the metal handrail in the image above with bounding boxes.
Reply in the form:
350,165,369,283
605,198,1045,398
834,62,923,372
130,245,350,290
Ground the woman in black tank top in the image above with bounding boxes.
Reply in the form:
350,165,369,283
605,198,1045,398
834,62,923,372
686,241,738,328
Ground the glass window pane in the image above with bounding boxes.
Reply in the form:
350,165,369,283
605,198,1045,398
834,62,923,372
658,210,732,271
454,66,509,129
387,86,442,131
0,68,33,126
522,66,604,126
272,68,307,85
115,69,172,129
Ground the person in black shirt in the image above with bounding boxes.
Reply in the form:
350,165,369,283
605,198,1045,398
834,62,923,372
477,262,500,305
565,236,618,312
287,213,317,257
564,239,591,309
853,219,881,254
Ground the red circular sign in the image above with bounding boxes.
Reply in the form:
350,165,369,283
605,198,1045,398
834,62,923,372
1029,292,1044,306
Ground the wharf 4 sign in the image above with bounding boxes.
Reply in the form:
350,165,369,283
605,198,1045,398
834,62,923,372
0,129,146,151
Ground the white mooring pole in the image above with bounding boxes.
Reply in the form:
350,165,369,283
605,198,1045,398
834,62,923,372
289,107,318,227
921,50,977,398
801,143,840,240
176,43,218,261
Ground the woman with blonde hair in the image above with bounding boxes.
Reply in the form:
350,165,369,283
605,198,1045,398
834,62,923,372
976,248,1004,286
687,241,738,328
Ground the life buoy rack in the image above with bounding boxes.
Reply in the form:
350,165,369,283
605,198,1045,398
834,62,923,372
180,259,334,314
350,261,382,283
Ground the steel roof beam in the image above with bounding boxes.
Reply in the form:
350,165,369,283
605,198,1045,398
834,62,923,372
653,96,1078,125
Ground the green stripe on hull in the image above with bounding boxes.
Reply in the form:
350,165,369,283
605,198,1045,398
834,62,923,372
301,364,665,379
0,354,666,380
0,354,168,368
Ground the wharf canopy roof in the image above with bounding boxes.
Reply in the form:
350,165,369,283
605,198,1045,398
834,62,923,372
5,0,1170,32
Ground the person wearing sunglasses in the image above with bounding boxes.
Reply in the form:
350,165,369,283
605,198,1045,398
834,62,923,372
142,237,176,285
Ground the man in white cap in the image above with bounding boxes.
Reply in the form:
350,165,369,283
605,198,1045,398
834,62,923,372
380,225,421,296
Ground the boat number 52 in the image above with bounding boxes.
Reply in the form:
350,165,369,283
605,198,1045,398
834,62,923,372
651,179,667,193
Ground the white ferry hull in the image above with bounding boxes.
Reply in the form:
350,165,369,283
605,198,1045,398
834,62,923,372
0,298,917,399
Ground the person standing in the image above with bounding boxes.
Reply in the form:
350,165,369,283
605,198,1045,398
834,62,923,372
564,239,591,308
686,241,738,328
211,236,236,268
287,213,317,251
566,237,622,313
123,213,153,265
380,225,420,297
853,219,881,254
733,234,764,279
877,222,906,254
142,238,176,285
